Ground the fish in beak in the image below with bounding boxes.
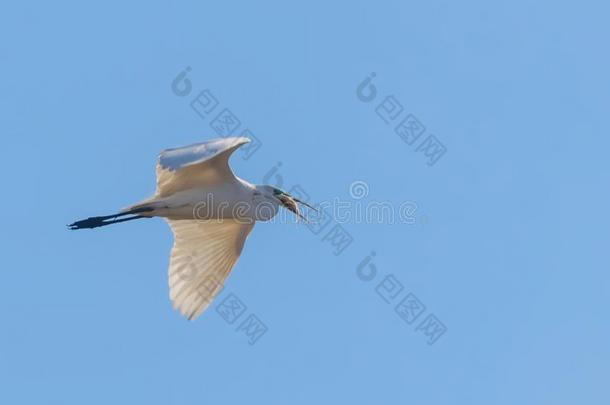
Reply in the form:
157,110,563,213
274,190,318,222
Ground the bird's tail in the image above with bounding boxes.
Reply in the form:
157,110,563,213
68,207,154,230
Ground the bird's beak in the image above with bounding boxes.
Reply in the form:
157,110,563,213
277,193,317,222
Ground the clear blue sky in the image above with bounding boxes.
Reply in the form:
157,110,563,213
1,1,609,404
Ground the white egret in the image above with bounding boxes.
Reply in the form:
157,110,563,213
69,137,315,320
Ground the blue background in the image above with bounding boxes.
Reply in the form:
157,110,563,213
1,1,609,404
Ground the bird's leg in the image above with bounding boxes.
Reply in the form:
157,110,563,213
68,207,153,230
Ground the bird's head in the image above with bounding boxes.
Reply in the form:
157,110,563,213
255,185,317,222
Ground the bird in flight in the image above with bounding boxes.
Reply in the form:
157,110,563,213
69,137,315,320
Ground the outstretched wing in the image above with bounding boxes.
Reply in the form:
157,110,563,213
166,218,255,320
156,137,250,197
